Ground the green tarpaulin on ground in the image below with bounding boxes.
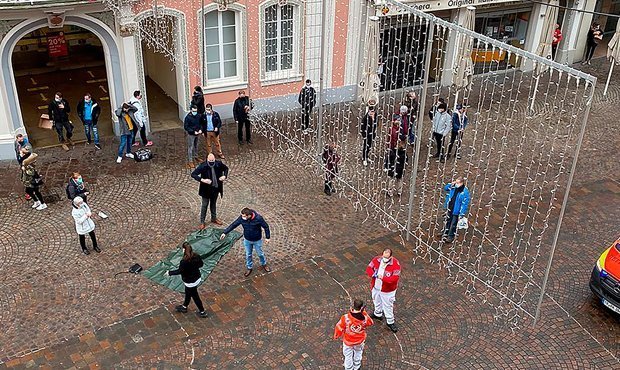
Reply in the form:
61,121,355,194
143,228,242,293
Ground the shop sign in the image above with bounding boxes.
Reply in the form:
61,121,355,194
47,33,68,57
396,0,520,12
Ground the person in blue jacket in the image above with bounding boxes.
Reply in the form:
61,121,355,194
447,103,468,160
441,177,470,243
220,208,271,277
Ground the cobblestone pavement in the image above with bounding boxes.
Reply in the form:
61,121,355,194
0,58,619,369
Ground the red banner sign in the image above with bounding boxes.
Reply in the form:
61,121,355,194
47,33,68,57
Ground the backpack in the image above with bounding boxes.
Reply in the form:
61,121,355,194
134,148,153,162
66,183,72,200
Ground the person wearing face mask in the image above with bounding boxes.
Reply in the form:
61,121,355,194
130,90,153,147
19,148,47,211
360,105,377,166
232,90,254,145
298,79,316,131
440,177,470,243
66,172,90,203
366,248,401,333
15,134,32,200
428,96,447,121
48,92,73,150
191,86,206,115
191,153,229,229
203,103,224,159
404,91,419,145
114,103,138,164
220,207,271,277
333,299,374,370
431,102,452,162
77,93,102,149
72,196,100,255
184,104,205,168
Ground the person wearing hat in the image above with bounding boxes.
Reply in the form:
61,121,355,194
431,102,452,162
19,148,47,210
447,103,469,160
71,196,100,255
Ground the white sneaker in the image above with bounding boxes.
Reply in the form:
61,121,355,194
32,201,41,208
36,203,47,210
116,156,122,163
363,160,368,166
125,153,134,159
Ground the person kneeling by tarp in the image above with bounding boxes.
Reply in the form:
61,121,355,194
165,242,208,318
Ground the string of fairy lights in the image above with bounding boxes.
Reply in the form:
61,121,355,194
100,0,595,327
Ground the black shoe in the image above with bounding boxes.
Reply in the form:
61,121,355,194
387,323,398,333
239,140,244,145
82,248,90,255
95,144,102,150
324,189,331,196
175,305,188,313
198,311,208,318
370,313,383,321
444,237,454,244
93,246,101,253
247,140,253,144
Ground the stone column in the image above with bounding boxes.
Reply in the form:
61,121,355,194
558,0,595,64
116,19,144,136
521,1,545,72
440,8,463,86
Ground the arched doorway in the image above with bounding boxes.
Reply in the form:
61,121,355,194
0,15,124,151
12,24,112,148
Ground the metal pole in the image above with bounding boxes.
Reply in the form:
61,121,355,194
603,61,614,96
405,17,435,241
532,78,597,326
201,0,206,86
316,0,329,158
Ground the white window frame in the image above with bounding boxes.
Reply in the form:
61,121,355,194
197,3,248,92
259,0,304,84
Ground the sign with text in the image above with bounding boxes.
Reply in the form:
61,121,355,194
47,33,68,57
400,0,523,12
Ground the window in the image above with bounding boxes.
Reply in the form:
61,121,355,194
204,10,238,81
264,4,294,73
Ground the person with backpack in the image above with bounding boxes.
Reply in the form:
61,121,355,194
165,242,208,318
72,196,100,255
66,172,89,202
76,93,102,149
130,90,153,147
333,299,374,370
19,148,47,210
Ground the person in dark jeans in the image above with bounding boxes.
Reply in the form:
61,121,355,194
360,106,377,166
298,79,316,131
166,242,208,318
440,177,470,243
233,90,254,145
77,93,102,149
19,149,47,210
583,22,602,65
191,153,229,229
48,92,73,148
447,103,468,160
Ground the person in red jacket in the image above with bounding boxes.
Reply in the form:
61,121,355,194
552,23,563,61
333,299,373,370
366,248,401,333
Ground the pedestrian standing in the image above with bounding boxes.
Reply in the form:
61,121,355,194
191,153,228,229
165,242,208,318
333,299,374,370
220,208,271,277
398,105,410,144
233,90,254,145
66,172,89,203
322,143,340,195
386,140,407,197
384,114,401,172
204,103,224,159
130,90,153,147
184,104,204,168
360,105,377,166
431,102,451,162
552,23,563,61
440,177,470,244
77,93,101,149
72,196,100,255
583,22,603,65
191,86,206,115
366,248,401,333
114,103,137,163
447,103,468,160
404,90,419,145
19,148,47,210
48,92,73,150
15,134,32,200
298,79,316,131
428,96,447,120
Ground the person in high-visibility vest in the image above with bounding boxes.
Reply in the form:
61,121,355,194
333,299,374,370
366,248,401,333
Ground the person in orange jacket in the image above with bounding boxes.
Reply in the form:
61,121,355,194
333,299,374,370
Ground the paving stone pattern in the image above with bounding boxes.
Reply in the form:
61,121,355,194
0,58,619,369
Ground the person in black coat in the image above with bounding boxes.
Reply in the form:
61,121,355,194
232,90,254,145
387,140,408,197
191,86,205,115
166,242,207,318
298,79,316,131
48,92,73,145
360,105,377,166
191,153,229,228
66,172,90,203
583,22,603,65
184,104,205,167
76,93,102,149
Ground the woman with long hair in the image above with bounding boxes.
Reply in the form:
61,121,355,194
166,242,207,318
583,22,603,65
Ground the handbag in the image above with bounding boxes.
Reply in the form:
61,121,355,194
457,217,469,230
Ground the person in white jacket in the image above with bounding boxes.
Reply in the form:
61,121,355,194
72,196,100,255
129,90,153,147
431,102,452,162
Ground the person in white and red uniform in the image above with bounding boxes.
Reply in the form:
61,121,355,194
365,248,401,333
